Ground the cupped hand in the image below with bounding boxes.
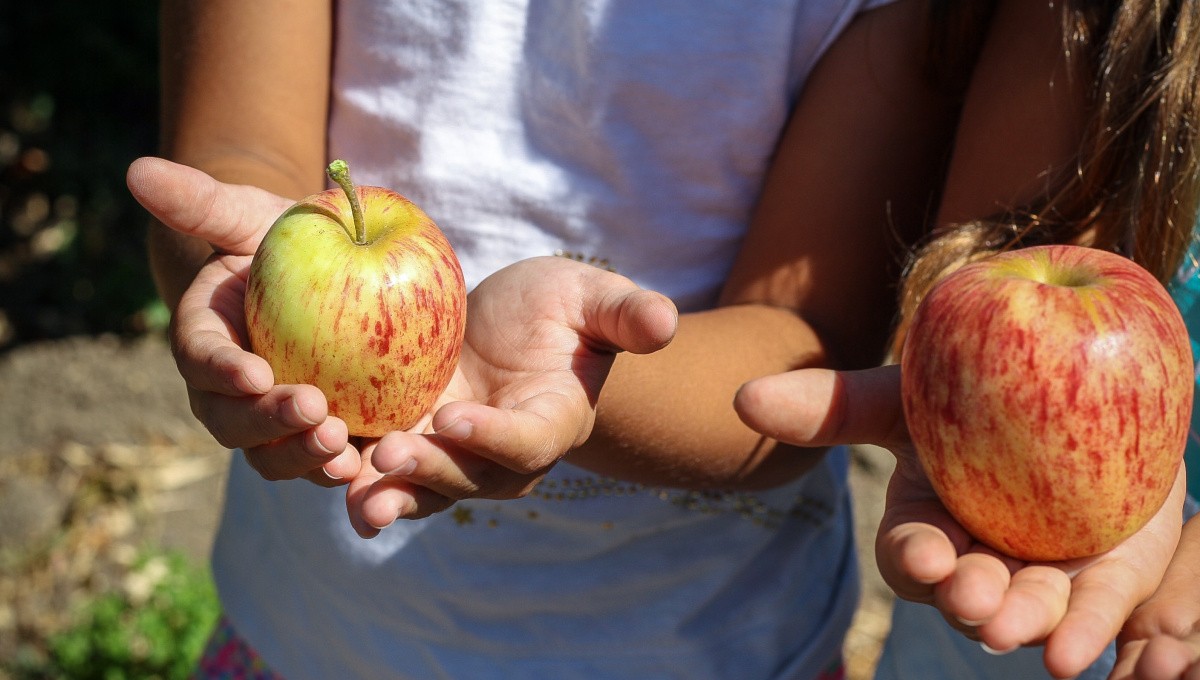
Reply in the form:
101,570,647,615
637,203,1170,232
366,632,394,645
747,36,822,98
734,364,1184,680
130,158,678,538
1109,512,1200,680
347,255,679,536
127,157,362,485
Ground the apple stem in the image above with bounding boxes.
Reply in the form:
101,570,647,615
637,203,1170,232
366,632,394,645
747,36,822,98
327,159,367,245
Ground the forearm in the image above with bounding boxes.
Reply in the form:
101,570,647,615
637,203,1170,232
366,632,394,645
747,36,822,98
566,303,838,490
563,0,956,490
150,0,331,308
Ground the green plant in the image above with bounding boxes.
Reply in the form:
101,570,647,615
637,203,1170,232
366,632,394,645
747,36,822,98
10,550,220,680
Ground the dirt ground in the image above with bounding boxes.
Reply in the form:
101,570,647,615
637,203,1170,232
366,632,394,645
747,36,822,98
0,333,896,679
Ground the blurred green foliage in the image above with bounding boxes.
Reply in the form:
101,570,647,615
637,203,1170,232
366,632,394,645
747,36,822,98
8,550,220,680
0,1,163,349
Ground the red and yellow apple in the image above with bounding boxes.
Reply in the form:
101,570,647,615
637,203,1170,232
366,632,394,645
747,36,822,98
901,244,1191,561
245,160,467,437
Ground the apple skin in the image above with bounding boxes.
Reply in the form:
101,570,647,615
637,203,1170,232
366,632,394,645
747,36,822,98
245,181,466,438
901,245,1192,561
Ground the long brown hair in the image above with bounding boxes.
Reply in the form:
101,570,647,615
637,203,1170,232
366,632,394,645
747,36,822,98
893,0,1200,355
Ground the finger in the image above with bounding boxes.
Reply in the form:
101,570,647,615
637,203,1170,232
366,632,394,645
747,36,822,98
574,267,678,354
357,478,457,530
1112,638,1150,680
1125,598,1200,650
429,394,589,473
345,448,456,537
734,364,908,451
1050,473,1187,678
300,445,363,487
1124,501,1200,643
1128,636,1200,680
975,566,1070,655
370,428,544,501
932,551,1012,629
171,257,273,396
241,416,350,482
1045,564,1146,680
126,156,292,255
876,518,960,602
190,384,331,449
296,448,360,486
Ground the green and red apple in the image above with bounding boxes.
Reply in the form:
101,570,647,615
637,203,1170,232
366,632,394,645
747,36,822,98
245,160,466,437
901,244,1192,561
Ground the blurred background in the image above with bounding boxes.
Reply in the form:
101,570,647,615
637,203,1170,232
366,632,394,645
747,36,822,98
1,1,164,348
0,4,230,678
0,4,895,678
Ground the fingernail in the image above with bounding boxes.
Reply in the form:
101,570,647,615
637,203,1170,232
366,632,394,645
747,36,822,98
308,429,336,456
389,492,415,521
322,467,343,481
388,458,417,476
956,616,986,627
436,418,472,441
242,368,272,394
290,397,321,427
980,642,1014,656
368,494,410,530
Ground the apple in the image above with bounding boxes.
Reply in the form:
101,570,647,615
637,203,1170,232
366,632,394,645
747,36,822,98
900,244,1192,561
244,160,467,437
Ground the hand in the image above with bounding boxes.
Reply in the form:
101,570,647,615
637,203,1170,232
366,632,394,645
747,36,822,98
130,158,679,536
127,157,362,486
735,365,1185,680
1110,512,1200,680
347,255,679,536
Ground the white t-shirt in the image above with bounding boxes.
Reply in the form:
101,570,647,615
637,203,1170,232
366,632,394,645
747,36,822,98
212,1,896,678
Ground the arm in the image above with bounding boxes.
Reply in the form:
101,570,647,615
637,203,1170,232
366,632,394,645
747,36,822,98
360,0,963,506
739,2,1185,677
735,365,1185,680
1111,509,1200,680
873,2,1182,676
139,1,681,522
143,1,353,485
929,0,1086,226
529,0,961,489
152,0,331,307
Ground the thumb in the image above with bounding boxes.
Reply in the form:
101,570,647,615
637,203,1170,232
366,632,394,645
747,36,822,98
580,270,679,355
126,156,293,256
734,363,909,450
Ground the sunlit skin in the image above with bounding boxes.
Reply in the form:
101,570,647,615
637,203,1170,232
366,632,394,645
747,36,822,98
902,245,1192,561
734,362,1185,679
245,161,467,437
127,156,679,529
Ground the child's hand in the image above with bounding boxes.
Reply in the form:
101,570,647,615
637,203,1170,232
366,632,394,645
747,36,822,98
346,256,678,536
130,158,679,532
735,365,1184,680
1110,512,1200,680
1114,633,1200,680
127,157,362,485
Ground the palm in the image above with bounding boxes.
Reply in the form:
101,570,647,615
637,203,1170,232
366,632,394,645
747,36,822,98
458,257,621,409
735,365,1184,679
350,256,676,534
131,156,677,535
